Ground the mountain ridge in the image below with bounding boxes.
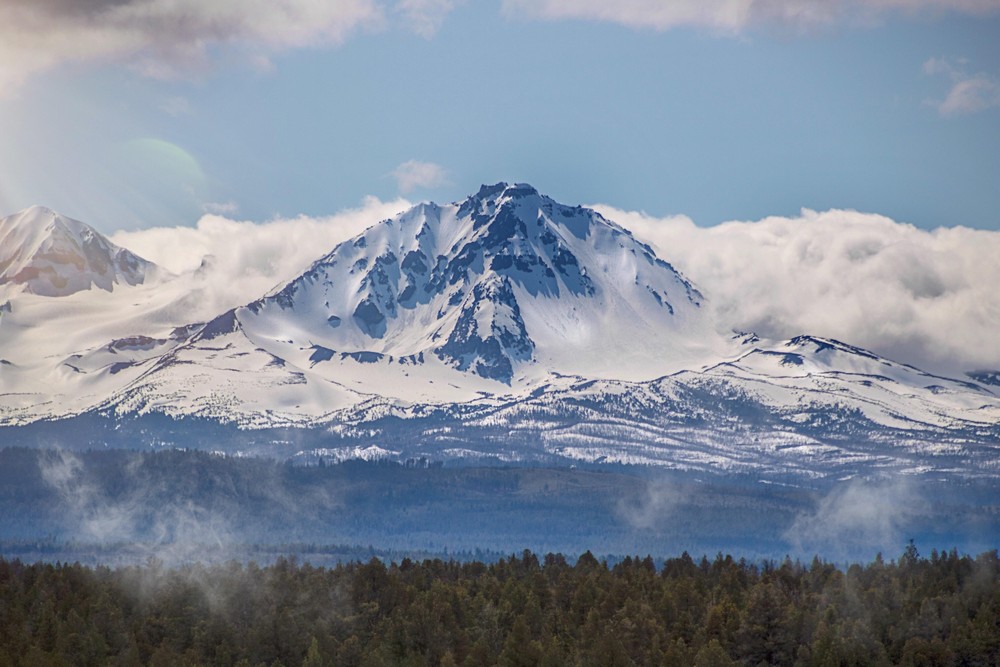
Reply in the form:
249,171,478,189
1,188,998,479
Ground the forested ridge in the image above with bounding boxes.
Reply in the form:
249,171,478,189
0,547,998,666
3,447,997,561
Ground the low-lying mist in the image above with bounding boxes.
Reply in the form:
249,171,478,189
0,448,994,566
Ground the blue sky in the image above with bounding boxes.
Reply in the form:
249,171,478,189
1,0,998,233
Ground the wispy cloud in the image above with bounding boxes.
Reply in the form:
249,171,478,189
923,57,1000,117
616,479,684,531
502,0,1000,33
39,450,232,551
391,159,451,194
398,0,459,37
202,201,240,216
36,450,343,564
784,478,928,559
0,0,385,93
594,204,1000,374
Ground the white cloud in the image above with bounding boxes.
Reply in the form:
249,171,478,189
502,0,1000,33
939,77,1000,115
922,56,960,77
923,57,1000,116
617,480,684,531
784,479,927,559
391,160,451,194
0,0,385,93
201,201,240,216
110,196,411,316
593,204,1000,374
398,0,458,37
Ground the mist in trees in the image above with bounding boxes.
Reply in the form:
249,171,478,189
0,547,997,666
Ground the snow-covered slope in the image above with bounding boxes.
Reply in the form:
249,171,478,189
0,206,158,296
241,182,716,385
0,208,258,424
1,189,998,480
79,182,723,425
236,332,993,477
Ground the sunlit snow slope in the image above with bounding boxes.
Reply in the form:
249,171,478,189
0,206,157,296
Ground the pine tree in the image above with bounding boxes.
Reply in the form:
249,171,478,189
301,637,324,667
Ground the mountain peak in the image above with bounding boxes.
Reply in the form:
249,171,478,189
464,183,546,222
474,182,508,200
472,182,539,202
244,184,712,384
5,205,70,239
21,204,58,218
0,206,158,297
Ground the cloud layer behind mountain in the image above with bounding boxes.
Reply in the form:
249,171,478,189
109,196,411,318
595,204,1000,375
111,197,1000,375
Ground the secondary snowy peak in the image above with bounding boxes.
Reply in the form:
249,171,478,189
0,206,157,297
242,182,714,383
717,333,994,394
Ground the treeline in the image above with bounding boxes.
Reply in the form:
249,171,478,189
0,548,998,666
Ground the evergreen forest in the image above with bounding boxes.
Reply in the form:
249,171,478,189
0,546,998,666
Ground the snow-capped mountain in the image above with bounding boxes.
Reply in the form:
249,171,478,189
240,182,715,384
0,206,158,297
1,188,998,480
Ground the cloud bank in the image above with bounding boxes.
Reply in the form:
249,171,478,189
109,196,1000,375
110,196,411,316
0,0,384,92
593,205,1000,374
503,0,1000,32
